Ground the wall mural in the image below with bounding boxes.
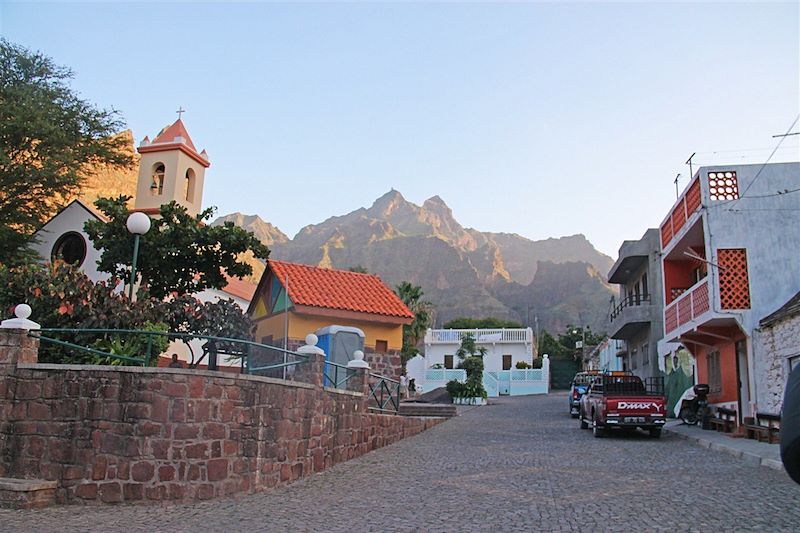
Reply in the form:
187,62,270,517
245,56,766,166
664,347,695,417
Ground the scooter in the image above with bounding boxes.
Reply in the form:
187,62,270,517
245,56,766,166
679,384,710,426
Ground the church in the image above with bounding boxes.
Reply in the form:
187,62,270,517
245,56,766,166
32,116,211,272
29,116,256,367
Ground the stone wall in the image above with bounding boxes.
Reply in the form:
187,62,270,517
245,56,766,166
364,348,402,382
0,329,443,504
755,313,800,413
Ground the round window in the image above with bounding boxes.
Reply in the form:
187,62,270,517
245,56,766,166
51,232,87,266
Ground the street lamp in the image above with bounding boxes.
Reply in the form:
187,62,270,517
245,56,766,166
126,212,151,300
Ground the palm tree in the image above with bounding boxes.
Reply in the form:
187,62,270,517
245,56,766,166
395,281,432,364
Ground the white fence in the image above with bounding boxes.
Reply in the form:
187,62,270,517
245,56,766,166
416,356,550,397
425,328,533,344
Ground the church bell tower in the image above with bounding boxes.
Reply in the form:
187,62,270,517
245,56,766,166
134,112,210,217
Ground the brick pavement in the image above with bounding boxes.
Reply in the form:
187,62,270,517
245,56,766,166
1,392,799,532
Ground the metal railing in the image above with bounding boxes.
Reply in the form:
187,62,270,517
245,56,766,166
367,373,400,414
425,328,532,344
609,293,651,321
323,360,356,389
28,328,309,376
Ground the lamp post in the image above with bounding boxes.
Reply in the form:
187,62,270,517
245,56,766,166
126,212,151,300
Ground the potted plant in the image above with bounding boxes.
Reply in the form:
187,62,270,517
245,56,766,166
445,333,488,405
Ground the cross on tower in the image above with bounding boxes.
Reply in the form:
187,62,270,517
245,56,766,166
176,107,186,120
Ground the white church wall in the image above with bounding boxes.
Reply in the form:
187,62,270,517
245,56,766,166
30,201,109,284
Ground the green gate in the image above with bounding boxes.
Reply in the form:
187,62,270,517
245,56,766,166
549,358,581,390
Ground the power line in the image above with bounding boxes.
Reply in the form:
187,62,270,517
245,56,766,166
731,114,800,207
728,207,800,213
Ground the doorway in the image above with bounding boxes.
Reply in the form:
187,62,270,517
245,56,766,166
735,339,751,421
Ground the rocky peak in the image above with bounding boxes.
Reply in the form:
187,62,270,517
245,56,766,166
212,212,289,246
368,189,409,218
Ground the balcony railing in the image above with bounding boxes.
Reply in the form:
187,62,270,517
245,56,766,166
425,328,532,344
610,293,651,321
661,177,702,249
664,280,710,334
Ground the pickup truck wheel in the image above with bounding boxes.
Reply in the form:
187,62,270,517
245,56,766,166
592,416,604,438
649,428,662,439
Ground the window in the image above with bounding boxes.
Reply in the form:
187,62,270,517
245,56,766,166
51,232,87,266
631,347,638,370
708,171,739,201
642,343,649,366
707,350,722,393
375,340,388,353
151,163,165,195
502,355,512,370
790,355,800,371
642,273,648,299
184,168,195,202
444,355,454,369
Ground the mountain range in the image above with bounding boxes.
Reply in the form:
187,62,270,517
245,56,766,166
215,190,617,334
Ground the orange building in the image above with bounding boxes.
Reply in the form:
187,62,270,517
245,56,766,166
657,163,800,422
248,260,414,379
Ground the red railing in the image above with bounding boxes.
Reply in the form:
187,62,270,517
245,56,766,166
661,177,702,249
664,280,709,333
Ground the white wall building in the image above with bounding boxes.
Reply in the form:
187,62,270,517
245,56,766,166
407,328,549,397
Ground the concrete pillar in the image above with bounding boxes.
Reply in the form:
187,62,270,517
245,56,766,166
542,354,550,393
295,334,326,388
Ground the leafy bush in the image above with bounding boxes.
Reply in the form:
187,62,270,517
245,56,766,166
0,262,164,363
90,321,169,365
448,355,487,399
0,262,253,365
515,361,532,369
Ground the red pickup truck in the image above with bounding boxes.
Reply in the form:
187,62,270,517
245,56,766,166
579,372,666,438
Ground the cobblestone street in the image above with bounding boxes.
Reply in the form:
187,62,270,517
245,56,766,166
2,393,798,532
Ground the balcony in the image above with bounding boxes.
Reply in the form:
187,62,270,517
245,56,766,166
609,294,657,340
664,280,710,338
425,328,533,345
660,177,702,251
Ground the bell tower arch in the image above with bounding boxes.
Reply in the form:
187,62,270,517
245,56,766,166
134,116,210,217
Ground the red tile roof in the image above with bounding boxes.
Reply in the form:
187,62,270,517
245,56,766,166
269,260,414,320
152,118,198,151
139,118,210,168
221,274,258,302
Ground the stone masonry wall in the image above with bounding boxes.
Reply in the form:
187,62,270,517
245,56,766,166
755,314,800,413
0,329,443,504
364,348,402,382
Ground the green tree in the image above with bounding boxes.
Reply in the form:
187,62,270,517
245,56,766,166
395,281,432,364
85,196,270,299
0,39,132,265
348,265,368,273
455,332,488,360
538,329,570,359
443,317,524,329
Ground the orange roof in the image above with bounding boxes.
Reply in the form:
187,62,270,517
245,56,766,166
268,260,414,320
152,118,198,151
221,274,257,302
138,118,210,168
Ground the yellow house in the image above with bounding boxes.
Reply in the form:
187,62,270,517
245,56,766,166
248,260,414,379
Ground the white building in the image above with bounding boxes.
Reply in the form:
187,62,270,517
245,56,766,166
407,327,549,397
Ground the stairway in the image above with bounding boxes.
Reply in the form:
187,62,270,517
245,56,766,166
398,402,457,418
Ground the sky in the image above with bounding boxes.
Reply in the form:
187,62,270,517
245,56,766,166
2,2,798,258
